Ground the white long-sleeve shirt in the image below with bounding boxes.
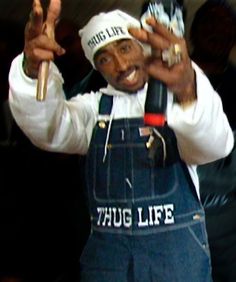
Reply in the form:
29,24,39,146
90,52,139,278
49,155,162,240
8,53,234,198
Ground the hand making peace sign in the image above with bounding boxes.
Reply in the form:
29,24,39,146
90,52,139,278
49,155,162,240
23,0,65,78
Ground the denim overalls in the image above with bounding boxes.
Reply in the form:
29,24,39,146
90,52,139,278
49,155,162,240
80,95,212,282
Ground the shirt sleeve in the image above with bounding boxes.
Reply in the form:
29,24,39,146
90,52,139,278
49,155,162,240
167,62,234,165
8,53,98,155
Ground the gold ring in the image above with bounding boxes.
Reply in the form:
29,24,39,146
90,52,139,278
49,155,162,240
162,44,182,67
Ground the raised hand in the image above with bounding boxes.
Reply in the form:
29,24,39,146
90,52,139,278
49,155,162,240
23,0,65,78
129,18,196,106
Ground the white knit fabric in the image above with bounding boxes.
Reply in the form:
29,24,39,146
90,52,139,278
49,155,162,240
79,9,141,68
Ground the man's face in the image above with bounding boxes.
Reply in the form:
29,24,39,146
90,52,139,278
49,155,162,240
94,39,148,93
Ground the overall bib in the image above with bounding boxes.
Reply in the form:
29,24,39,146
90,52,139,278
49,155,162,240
80,95,212,282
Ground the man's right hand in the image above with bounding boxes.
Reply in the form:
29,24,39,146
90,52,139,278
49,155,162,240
23,0,65,78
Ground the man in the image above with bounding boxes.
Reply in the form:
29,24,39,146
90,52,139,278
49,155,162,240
8,0,234,281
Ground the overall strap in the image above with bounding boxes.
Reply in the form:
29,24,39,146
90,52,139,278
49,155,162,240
99,95,113,115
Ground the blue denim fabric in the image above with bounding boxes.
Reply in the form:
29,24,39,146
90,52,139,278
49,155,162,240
80,95,212,281
80,230,212,282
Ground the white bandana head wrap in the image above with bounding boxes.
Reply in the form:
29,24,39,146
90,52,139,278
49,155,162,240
79,10,141,68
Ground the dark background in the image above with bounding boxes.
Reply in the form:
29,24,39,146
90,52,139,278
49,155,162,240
0,1,236,281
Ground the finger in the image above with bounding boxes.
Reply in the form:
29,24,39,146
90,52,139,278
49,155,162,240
46,0,61,26
31,0,43,26
147,59,189,90
26,0,44,40
129,27,149,42
148,66,182,92
146,17,181,43
33,48,57,61
32,34,65,55
25,34,64,60
146,31,170,51
130,25,172,50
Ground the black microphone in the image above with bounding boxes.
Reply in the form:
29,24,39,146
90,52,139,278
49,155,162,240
142,0,183,127
144,76,167,126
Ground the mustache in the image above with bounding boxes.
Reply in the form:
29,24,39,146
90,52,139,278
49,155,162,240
117,66,137,82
